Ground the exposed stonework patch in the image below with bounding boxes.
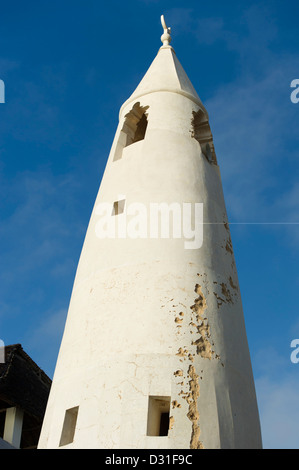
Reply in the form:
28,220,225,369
174,307,185,334
172,400,181,409
174,370,183,377
229,276,238,290
214,280,237,307
191,284,207,314
169,416,175,430
213,291,225,309
192,336,213,359
172,279,221,449
176,348,188,358
221,283,233,304
223,221,234,255
186,365,204,449
225,239,233,254
190,284,214,360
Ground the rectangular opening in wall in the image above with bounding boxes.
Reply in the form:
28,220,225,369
112,199,125,216
147,396,171,437
59,406,79,447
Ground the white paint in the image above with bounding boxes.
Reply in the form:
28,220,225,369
38,24,262,449
3,407,24,448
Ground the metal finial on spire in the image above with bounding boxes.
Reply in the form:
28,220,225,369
161,15,171,46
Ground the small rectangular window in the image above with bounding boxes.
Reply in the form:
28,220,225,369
147,396,171,437
59,406,79,447
112,199,125,216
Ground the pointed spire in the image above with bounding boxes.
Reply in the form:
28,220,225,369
119,15,208,116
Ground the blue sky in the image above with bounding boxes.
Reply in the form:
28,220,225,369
0,0,299,449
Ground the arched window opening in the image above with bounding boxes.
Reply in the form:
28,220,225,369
123,102,149,147
113,102,149,161
133,112,148,144
191,109,217,165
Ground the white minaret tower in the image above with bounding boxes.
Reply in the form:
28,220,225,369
38,16,262,449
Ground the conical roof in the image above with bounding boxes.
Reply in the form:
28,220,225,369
120,40,207,116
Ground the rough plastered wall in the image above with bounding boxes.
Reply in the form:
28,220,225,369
38,83,262,449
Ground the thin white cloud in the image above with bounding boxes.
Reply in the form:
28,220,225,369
256,374,299,449
25,307,68,377
28,308,67,346
253,319,299,449
0,168,84,329
0,57,20,75
205,58,299,226
0,63,73,148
